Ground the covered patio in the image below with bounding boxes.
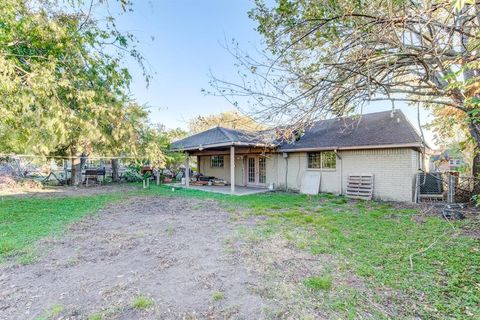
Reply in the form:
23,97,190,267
170,126,276,195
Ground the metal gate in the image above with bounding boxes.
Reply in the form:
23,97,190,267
415,172,480,204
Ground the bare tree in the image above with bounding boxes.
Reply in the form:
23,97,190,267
210,1,480,174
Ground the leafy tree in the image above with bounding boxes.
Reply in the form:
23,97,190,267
128,125,187,176
187,110,267,134
161,127,188,172
0,0,155,185
212,0,480,174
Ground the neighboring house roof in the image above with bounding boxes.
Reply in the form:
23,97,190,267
279,110,423,152
170,126,272,151
171,110,424,152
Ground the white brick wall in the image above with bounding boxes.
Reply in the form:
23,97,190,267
339,149,419,202
197,148,420,202
267,148,420,202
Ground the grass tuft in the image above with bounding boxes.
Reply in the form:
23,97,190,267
88,314,102,320
131,295,154,310
87,305,123,320
37,303,64,320
165,225,175,236
303,275,333,291
212,291,224,301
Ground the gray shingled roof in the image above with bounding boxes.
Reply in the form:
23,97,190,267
170,110,423,151
278,110,423,151
170,126,270,150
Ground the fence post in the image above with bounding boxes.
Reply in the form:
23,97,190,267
414,173,420,203
447,173,455,203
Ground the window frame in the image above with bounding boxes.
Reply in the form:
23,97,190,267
210,155,224,168
307,152,322,169
307,151,336,170
321,151,336,169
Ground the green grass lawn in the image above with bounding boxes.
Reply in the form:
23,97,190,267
148,185,480,318
0,192,127,262
1,184,478,318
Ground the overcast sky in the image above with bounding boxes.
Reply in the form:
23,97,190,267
112,0,435,145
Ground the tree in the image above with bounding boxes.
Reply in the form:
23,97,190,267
187,110,267,134
130,125,187,173
0,0,153,185
211,0,480,174
160,127,188,171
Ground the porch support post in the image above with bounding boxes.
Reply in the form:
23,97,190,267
185,154,190,188
230,145,235,194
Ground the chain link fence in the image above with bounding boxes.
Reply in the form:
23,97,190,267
0,155,136,186
416,172,480,204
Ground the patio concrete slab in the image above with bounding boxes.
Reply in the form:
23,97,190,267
172,184,270,196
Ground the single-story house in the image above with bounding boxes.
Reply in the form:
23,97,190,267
171,110,425,202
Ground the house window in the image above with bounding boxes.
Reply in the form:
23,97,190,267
307,151,336,169
322,151,336,169
211,156,224,168
449,159,463,167
308,152,322,169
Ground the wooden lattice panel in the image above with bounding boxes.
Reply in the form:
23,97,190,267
346,174,374,200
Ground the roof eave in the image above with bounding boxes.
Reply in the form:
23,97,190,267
279,143,424,153
170,141,276,151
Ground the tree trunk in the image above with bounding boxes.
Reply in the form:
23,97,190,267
468,118,480,174
468,118,480,195
70,151,82,186
112,158,119,183
471,152,480,197
473,152,480,176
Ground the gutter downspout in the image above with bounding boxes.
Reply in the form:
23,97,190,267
285,157,288,192
283,152,289,192
334,149,343,195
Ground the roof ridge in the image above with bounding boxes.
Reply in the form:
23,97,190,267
216,126,236,142
218,126,256,133
310,110,398,125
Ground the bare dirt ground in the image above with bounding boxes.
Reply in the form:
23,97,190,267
0,186,398,319
0,183,139,198
0,196,272,320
